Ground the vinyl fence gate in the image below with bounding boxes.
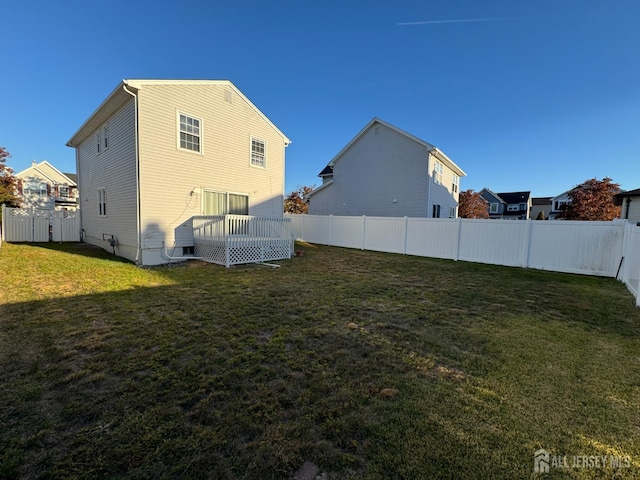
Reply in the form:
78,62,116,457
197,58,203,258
1,205,81,242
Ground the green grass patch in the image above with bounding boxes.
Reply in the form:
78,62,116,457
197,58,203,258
1,242,639,479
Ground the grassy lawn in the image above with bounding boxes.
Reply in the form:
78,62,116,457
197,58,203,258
1,242,639,479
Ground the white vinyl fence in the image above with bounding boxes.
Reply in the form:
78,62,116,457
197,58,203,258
288,214,640,306
1,205,80,243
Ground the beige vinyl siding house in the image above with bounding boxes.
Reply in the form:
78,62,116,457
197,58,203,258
308,118,465,218
67,80,290,265
15,161,79,211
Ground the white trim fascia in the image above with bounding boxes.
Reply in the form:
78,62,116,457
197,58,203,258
306,180,334,199
124,79,291,146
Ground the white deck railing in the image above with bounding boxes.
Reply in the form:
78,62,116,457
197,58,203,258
192,215,294,267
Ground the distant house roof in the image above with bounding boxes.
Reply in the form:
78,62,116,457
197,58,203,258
318,165,333,177
532,197,552,206
64,173,78,183
497,191,530,204
614,188,640,205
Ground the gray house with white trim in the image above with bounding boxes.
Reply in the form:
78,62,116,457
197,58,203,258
307,118,466,218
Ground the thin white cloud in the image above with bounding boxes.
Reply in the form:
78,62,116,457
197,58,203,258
396,17,525,26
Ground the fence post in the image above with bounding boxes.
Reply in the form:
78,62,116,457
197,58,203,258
403,216,409,255
455,217,462,261
522,219,533,268
1,204,5,243
329,215,333,246
362,215,366,250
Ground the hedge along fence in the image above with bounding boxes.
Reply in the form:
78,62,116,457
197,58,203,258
287,214,640,307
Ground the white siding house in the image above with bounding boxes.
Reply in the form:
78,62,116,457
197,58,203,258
67,80,290,265
307,118,466,218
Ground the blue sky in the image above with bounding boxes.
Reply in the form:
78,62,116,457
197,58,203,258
1,0,639,197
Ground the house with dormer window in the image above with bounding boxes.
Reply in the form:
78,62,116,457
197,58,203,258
479,189,532,220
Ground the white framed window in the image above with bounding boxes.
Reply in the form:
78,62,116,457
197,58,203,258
178,112,202,153
251,137,266,168
58,186,70,198
490,203,499,213
434,160,444,185
452,174,459,193
103,125,109,151
98,188,107,216
96,130,102,154
202,190,249,215
507,205,519,211
449,206,456,218
25,181,47,196
432,204,441,218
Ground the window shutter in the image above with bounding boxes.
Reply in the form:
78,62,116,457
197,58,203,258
17,179,23,194
47,184,52,196
54,185,59,198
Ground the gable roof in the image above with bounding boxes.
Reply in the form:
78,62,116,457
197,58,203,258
479,188,505,204
67,79,291,147
318,165,334,177
15,161,77,186
616,188,640,198
324,117,466,177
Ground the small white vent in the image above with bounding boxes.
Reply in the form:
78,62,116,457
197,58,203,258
224,90,233,103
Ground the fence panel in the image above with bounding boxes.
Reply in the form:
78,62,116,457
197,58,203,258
51,211,81,242
406,218,459,259
528,221,624,276
331,216,365,249
620,224,640,305
458,219,529,267
363,216,406,254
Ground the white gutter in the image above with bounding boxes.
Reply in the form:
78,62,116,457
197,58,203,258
122,83,143,264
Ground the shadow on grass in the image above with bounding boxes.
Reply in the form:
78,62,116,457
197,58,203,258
1,243,640,479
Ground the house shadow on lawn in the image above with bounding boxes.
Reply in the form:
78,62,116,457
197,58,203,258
0,281,526,480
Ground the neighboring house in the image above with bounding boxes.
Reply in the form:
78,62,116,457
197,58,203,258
307,118,466,218
479,189,532,220
615,188,640,223
530,197,552,220
66,79,290,265
548,190,572,219
15,160,78,210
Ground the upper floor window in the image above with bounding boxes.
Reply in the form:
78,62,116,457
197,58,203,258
58,186,70,198
434,160,444,185
452,173,459,193
179,113,201,153
490,203,499,213
251,138,266,168
96,130,102,154
449,206,456,218
103,125,109,150
24,181,47,196
507,205,520,211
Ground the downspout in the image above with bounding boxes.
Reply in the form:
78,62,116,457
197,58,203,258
122,83,143,264
426,149,433,217
74,146,83,240
625,197,631,220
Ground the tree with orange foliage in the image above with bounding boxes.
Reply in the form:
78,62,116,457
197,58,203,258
458,189,490,219
557,178,621,221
